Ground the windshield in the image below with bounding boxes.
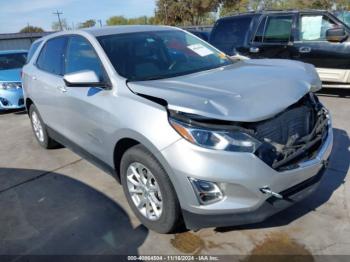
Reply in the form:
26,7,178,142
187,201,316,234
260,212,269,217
98,30,232,81
0,53,27,70
335,11,350,27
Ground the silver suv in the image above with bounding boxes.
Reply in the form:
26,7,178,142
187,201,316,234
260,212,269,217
22,25,333,233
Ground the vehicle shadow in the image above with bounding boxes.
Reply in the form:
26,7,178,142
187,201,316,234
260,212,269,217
216,128,349,232
0,109,26,115
0,168,148,255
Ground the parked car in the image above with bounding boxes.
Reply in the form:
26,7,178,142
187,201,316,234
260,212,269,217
210,10,350,88
22,25,332,233
0,50,27,110
334,10,350,28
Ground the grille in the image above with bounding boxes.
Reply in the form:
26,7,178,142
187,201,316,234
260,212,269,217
252,105,314,145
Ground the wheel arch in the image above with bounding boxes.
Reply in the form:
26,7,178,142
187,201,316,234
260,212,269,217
112,132,180,195
25,98,34,114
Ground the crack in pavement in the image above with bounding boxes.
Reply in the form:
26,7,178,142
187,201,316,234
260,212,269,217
0,158,83,195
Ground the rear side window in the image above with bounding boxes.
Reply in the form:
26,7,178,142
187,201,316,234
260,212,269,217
65,36,104,80
210,17,252,55
36,37,66,75
26,41,42,64
254,15,293,43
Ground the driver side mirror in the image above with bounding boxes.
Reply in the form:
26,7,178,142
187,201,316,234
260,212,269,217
63,70,109,88
326,27,348,43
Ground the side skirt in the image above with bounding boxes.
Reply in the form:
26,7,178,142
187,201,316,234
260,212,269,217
46,126,119,182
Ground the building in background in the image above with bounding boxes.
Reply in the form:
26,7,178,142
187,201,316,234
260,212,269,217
0,32,53,51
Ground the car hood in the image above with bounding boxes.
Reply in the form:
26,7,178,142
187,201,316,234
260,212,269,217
0,68,21,82
128,59,322,122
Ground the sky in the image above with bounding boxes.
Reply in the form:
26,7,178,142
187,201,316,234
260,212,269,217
0,0,156,34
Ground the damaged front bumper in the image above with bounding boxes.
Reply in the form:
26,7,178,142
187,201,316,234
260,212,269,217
161,95,333,229
161,124,332,229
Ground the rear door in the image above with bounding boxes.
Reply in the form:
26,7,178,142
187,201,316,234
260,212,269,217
293,12,350,83
249,13,297,59
32,36,68,133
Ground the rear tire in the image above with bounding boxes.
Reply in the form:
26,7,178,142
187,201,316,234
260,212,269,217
120,144,183,233
29,104,60,149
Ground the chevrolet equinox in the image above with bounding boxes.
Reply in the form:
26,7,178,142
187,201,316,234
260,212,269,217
22,25,333,233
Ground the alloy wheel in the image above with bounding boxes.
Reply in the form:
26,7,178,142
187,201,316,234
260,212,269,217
126,162,163,221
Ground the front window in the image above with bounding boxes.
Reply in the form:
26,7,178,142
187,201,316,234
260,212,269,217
65,36,105,81
300,15,337,41
98,30,232,81
0,53,27,70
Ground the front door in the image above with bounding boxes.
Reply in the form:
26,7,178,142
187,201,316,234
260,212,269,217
61,35,111,160
249,14,296,59
292,12,350,83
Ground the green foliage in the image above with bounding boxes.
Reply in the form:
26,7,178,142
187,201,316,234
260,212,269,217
220,0,250,17
106,16,155,25
78,19,96,28
155,0,221,25
19,25,44,33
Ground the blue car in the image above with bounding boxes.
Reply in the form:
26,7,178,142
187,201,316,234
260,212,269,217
0,50,27,110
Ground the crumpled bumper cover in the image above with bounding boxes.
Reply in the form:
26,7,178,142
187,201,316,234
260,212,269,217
183,166,327,230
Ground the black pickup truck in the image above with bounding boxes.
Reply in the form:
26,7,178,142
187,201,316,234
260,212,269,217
210,10,350,88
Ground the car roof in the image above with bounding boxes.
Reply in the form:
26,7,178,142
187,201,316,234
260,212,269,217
0,50,28,55
218,9,330,20
39,25,180,42
83,25,178,37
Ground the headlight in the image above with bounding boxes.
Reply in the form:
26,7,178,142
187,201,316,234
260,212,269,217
0,82,22,90
169,119,261,153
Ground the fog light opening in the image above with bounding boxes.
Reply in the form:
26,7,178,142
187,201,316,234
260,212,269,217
189,178,223,205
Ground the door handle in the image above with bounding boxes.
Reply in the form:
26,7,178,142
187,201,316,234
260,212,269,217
299,47,311,53
249,47,260,53
32,76,37,80
57,86,67,93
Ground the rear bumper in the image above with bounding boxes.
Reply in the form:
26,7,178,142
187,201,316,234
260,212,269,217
0,88,24,109
183,167,326,229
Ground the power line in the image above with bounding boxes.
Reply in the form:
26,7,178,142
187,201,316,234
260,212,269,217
53,10,63,30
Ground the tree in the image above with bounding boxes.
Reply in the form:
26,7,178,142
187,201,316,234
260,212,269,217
220,0,250,17
128,16,149,25
155,0,221,25
19,25,44,33
78,19,96,28
52,18,69,30
106,16,128,25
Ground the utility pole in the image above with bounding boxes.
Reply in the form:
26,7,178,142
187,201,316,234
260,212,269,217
53,10,63,30
164,2,168,24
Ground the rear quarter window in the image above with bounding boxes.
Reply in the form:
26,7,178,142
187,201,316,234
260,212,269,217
26,41,42,64
210,16,252,55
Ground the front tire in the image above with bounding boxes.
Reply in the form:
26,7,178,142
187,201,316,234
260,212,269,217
29,104,59,149
120,144,183,233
